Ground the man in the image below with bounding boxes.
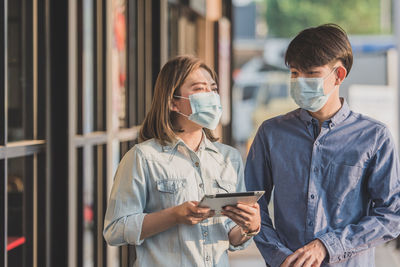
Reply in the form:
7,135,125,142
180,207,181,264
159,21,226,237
245,24,400,267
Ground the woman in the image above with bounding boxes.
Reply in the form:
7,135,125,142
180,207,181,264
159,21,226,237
103,56,261,266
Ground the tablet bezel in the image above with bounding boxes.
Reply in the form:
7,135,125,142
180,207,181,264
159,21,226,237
198,190,265,216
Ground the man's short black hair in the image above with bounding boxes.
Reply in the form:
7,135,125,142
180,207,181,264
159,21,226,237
285,23,353,77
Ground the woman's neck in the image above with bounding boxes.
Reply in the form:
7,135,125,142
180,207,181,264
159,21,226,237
176,127,203,152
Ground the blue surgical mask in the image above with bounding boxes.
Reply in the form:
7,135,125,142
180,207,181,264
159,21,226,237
174,92,222,130
290,68,338,112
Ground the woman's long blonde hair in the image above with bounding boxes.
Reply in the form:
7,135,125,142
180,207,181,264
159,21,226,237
139,56,219,145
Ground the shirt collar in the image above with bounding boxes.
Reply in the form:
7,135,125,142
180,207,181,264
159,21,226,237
203,134,220,154
330,98,351,126
161,138,183,152
161,130,220,154
298,98,350,126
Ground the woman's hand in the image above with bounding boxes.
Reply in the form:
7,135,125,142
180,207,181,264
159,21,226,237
173,201,214,225
222,202,261,233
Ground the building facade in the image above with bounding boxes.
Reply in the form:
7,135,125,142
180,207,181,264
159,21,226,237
1,0,233,266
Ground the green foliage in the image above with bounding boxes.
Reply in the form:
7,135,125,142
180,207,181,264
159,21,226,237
265,0,385,37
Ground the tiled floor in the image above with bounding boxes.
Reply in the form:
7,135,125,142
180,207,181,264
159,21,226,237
229,240,400,267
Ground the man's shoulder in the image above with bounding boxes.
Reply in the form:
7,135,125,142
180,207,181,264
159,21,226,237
349,111,388,133
260,108,301,129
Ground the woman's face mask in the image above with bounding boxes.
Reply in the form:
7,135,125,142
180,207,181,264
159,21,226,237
290,67,338,112
174,91,222,130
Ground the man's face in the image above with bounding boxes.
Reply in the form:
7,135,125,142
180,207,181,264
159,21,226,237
290,64,340,95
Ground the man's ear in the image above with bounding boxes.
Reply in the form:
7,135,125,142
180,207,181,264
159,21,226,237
335,65,347,85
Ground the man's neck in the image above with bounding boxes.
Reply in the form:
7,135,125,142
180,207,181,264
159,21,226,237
309,97,343,126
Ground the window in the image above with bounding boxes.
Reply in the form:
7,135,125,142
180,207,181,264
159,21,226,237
2,1,46,266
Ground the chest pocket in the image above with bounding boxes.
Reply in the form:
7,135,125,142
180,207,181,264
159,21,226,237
327,163,364,201
156,179,187,207
213,179,236,194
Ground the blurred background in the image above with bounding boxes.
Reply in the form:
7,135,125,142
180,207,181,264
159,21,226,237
2,0,400,266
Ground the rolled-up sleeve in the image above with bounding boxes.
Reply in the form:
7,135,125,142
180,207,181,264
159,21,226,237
228,152,253,251
103,147,148,246
318,127,400,263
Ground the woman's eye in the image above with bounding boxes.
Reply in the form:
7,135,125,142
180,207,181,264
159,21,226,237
212,88,218,92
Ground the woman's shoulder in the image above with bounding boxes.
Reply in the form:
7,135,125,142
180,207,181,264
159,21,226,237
211,141,243,162
124,138,163,160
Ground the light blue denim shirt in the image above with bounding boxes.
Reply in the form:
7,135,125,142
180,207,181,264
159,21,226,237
245,99,400,267
104,135,251,267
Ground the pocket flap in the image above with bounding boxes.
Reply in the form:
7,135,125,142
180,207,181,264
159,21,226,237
156,179,187,193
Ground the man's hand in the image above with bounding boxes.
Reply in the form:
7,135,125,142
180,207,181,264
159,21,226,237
281,239,327,267
173,201,214,225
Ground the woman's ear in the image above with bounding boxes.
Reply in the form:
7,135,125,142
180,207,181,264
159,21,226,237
170,98,179,112
335,65,347,85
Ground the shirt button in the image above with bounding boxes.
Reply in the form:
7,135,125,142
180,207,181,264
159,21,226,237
314,141,319,146
199,183,204,188
309,221,313,226
206,256,210,261
195,162,199,167
310,194,315,199
203,231,208,237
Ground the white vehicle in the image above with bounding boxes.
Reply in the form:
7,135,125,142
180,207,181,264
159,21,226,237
232,57,295,145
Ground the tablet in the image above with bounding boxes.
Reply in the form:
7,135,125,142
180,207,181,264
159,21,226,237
198,191,265,216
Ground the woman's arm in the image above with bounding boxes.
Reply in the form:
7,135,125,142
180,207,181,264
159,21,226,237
140,201,214,240
223,202,261,246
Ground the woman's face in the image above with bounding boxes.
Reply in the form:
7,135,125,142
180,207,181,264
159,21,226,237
173,67,218,121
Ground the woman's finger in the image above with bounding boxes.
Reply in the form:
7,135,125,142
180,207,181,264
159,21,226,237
221,210,247,227
223,206,252,221
236,203,258,214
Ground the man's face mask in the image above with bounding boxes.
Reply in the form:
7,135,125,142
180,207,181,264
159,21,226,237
174,91,222,130
290,67,338,112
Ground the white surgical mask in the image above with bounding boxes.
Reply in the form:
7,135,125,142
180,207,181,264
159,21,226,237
290,68,338,112
174,91,222,130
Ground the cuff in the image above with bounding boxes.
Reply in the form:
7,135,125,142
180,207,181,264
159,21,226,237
225,219,253,251
124,213,147,245
266,242,293,267
229,236,253,251
317,232,345,263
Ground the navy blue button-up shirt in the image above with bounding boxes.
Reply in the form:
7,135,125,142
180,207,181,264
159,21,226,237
245,100,400,267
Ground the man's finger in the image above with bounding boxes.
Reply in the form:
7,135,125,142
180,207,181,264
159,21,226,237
292,253,308,267
281,252,298,267
302,257,315,267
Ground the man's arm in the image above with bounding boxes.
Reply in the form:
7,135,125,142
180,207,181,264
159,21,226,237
318,127,400,264
245,123,293,267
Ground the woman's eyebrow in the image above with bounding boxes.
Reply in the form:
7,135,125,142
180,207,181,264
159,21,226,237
190,82,207,87
190,81,217,87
